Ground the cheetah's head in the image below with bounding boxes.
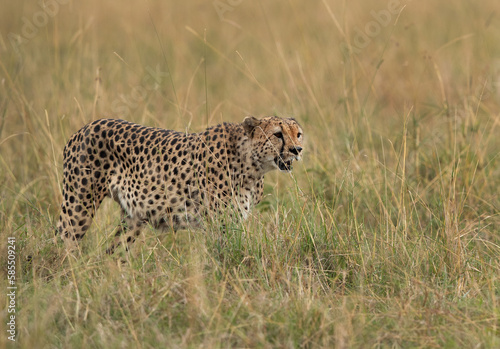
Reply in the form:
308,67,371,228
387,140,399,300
243,116,304,173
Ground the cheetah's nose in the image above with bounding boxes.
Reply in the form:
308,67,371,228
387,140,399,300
289,146,302,155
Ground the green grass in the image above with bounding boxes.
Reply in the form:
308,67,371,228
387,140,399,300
1,0,500,347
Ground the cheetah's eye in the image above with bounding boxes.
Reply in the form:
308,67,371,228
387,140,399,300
297,132,302,139
274,131,283,139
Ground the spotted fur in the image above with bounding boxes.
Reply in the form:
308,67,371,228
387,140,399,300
56,116,304,253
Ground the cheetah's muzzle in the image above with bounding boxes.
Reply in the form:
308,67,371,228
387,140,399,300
275,157,294,172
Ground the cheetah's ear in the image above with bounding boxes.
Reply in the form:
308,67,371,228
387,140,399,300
242,116,261,135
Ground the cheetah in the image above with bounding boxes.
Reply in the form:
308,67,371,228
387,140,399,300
56,116,304,253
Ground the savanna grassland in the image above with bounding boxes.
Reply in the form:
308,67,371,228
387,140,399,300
1,0,499,347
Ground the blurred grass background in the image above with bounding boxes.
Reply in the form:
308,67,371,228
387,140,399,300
0,0,499,347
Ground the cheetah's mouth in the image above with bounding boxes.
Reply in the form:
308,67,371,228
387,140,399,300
275,157,294,172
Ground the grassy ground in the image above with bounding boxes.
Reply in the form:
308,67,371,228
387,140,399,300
1,0,499,347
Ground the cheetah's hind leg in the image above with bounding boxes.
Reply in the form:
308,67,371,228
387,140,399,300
105,216,145,255
56,197,100,254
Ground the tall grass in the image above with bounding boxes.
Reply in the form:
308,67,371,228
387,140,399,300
1,0,499,347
